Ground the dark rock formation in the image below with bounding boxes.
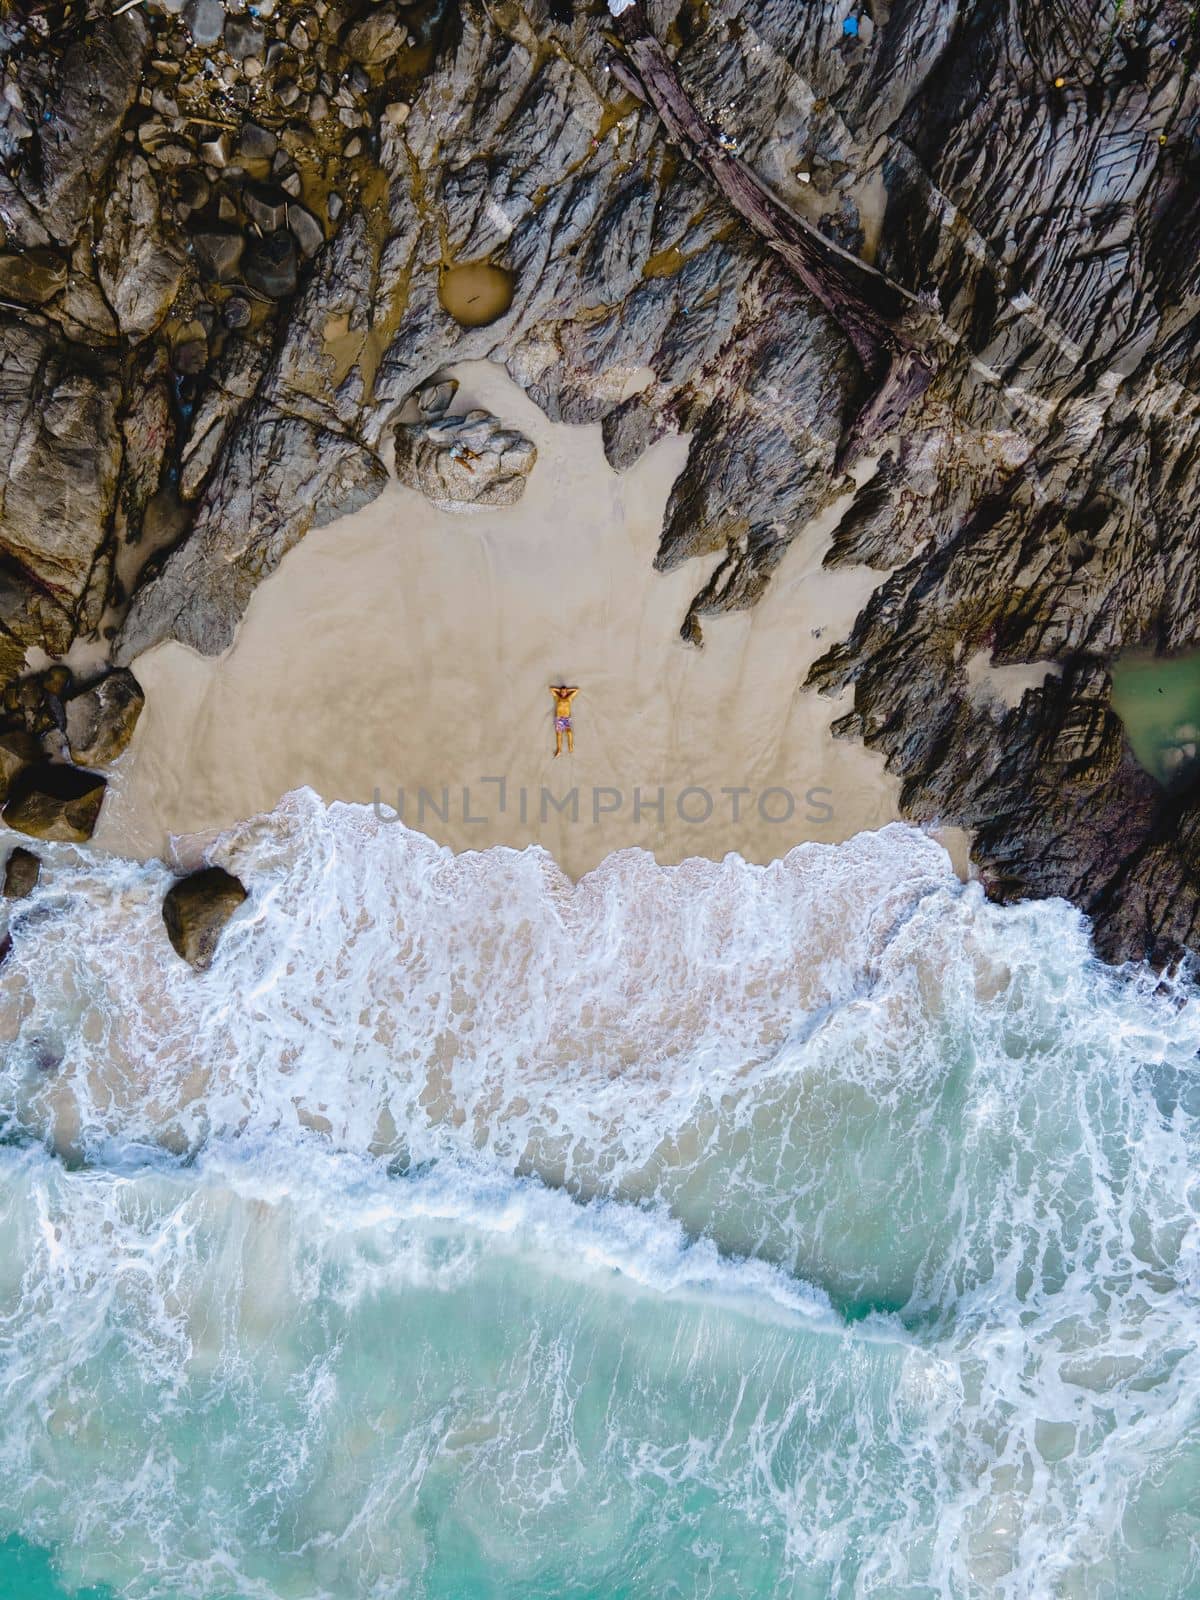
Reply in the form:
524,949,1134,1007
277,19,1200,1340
3,846,40,899
0,322,121,649
162,865,247,970
2,763,105,843
0,0,1196,962
0,729,38,801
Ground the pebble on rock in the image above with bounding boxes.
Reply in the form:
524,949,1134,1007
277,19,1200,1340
187,0,226,45
287,202,324,258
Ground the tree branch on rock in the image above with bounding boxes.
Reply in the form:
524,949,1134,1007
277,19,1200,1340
606,1,944,469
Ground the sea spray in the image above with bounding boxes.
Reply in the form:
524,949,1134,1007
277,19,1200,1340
0,791,1196,1597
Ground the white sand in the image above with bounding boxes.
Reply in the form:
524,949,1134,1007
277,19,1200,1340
96,361,963,877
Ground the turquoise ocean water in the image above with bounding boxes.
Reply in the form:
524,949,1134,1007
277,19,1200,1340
0,790,1196,1598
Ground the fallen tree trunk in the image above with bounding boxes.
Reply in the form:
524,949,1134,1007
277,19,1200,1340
608,2,941,467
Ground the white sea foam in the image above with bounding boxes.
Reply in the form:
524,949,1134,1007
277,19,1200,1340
0,794,1196,1597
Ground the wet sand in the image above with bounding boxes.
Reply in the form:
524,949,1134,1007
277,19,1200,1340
95,361,963,876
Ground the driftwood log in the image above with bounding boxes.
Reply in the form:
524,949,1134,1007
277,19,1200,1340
607,1,942,468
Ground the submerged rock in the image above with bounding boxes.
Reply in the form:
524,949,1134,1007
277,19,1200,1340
2,763,106,842
162,865,247,971
2,845,40,899
189,224,245,284
394,408,536,509
243,231,298,299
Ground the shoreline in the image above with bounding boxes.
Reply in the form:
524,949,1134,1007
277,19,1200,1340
93,360,968,880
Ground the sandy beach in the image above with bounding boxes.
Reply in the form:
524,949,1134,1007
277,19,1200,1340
95,361,952,876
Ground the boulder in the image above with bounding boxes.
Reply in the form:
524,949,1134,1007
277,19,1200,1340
186,0,224,45
393,408,537,509
342,11,407,65
0,729,38,801
161,865,247,970
64,669,145,766
189,223,245,284
238,123,277,163
243,231,297,298
2,668,69,738
2,763,105,842
243,181,290,234
287,203,324,260
3,845,40,898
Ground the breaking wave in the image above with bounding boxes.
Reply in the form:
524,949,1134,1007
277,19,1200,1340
0,789,1197,1597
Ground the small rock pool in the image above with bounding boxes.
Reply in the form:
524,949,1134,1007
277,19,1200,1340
1110,651,1200,788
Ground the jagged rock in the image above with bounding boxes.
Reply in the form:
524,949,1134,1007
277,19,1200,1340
178,336,268,501
118,409,387,658
161,865,246,970
57,237,119,342
0,248,67,306
394,407,536,509
0,0,1192,965
2,763,105,842
97,154,186,338
64,669,144,766
243,181,290,234
15,14,149,248
3,846,40,898
0,321,121,624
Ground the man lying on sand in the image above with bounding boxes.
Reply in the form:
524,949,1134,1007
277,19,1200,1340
550,685,579,757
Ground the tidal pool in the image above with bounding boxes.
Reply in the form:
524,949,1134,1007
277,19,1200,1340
439,261,515,327
1111,650,1200,787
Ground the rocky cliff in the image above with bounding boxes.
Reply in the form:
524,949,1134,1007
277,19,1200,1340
0,0,1197,963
